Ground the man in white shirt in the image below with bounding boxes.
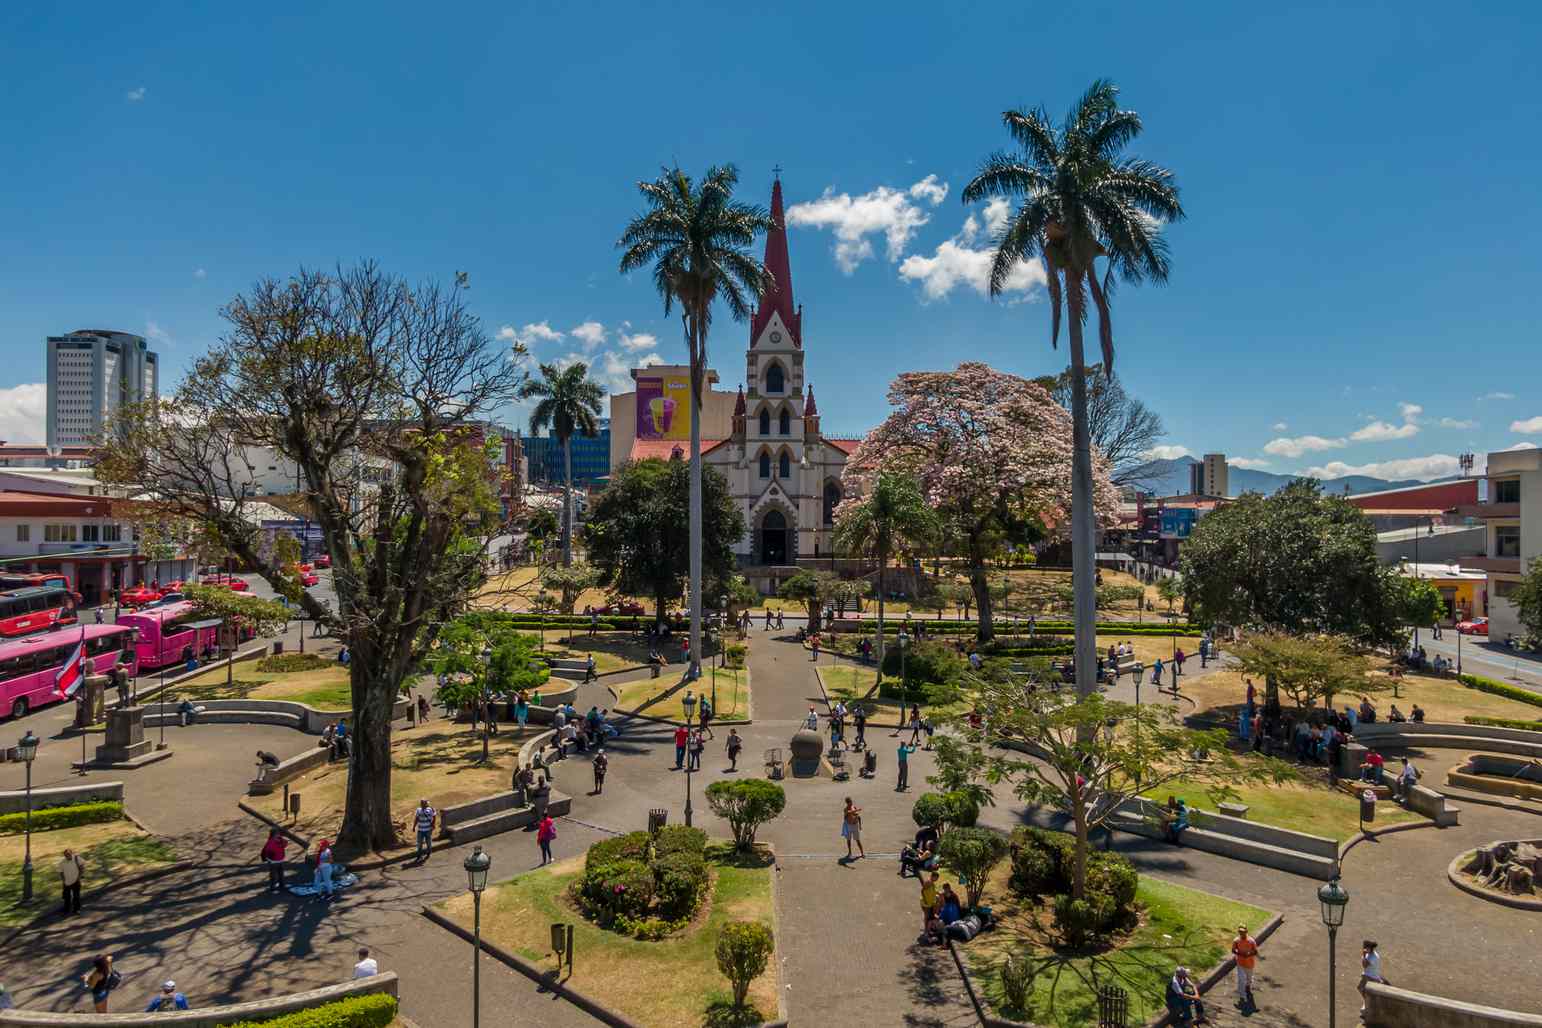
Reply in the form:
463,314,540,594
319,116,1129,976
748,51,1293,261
352,947,379,979
1358,939,1385,1015
1394,758,1421,803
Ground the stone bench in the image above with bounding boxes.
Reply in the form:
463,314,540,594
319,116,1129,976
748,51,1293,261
442,788,572,844
0,782,124,815
1115,796,1339,878
248,745,333,795
1353,721,1542,761
146,708,306,731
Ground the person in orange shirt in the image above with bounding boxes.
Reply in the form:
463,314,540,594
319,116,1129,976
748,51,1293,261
1231,924,1259,1010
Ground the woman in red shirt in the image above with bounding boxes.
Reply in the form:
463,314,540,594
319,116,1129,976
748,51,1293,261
536,814,556,866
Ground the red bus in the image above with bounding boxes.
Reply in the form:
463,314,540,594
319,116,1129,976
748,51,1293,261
0,624,136,719
0,572,73,594
0,587,80,638
117,600,223,671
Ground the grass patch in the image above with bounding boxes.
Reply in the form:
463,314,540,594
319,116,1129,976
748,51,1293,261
0,821,176,927
436,842,777,1028
616,667,752,721
171,662,354,710
1158,770,1422,841
817,664,974,720
517,631,653,675
967,867,1271,1028
1185,667,1542,727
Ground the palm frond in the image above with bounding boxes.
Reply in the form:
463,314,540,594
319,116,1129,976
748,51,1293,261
962,153,1046,205
1003,108,1060,170
1086,269,1115,372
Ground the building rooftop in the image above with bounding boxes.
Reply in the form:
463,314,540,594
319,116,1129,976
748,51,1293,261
1394,560,1488,580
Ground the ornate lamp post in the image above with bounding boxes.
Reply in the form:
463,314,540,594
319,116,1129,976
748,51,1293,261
17,730,39,902
1317,875,1349,1028
463,844,492,1028
681,692,697,827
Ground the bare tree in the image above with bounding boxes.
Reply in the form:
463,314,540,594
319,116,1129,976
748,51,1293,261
97,263,525,854
1039,365,1165,489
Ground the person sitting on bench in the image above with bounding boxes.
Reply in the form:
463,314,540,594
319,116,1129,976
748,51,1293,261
900,824,940,878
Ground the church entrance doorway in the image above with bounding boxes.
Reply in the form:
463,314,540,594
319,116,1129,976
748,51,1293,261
760,510,789,566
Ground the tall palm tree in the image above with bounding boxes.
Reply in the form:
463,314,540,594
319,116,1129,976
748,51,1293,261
618,165,773,680
834,471,939,671
520,362,604,566
963,80,1184,700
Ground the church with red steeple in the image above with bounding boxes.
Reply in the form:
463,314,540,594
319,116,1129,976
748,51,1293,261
608,174,860,591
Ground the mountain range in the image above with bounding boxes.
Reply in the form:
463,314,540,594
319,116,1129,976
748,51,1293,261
1127,455,1428,498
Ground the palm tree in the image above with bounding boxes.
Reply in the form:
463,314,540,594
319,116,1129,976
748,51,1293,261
963,80,1184,700
520,362,604,566
618,165,773,680
833,471,938,671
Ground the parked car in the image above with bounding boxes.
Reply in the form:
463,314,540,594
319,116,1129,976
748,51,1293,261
200,575,250,592
1457,616,1489,636
298,571,320,587
313,555,332,568
596,601,646,616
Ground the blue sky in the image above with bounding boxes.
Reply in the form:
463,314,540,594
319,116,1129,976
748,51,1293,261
3,1,1539,480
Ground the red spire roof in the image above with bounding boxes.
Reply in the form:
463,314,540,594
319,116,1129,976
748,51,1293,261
803,384,817,416
751,177,801,348
733,384,746,416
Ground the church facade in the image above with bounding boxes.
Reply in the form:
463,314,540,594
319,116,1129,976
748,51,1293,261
610,177,860,588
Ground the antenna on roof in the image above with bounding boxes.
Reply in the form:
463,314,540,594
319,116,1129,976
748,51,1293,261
1459,453,1474,476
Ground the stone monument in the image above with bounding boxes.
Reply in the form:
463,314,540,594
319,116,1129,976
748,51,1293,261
789,728,824,778
73,706,173,770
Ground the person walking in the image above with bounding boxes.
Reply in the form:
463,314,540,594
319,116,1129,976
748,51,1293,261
144,980,189,1012
583,654,597,683
688,728,705,771
417,694,431,723
853,706,867,750
841,798,865,860
536,812,557,866
725,728,742,771
58,847,85,915
1175,648,1186,676
515,692,528,733
82,955,116,1013
673,723,688,769
1231,924,1259,1011
810,634,820,661
260,829,288,893
413,800,437,863
1358,940,1386,1016
1152,658,1164,688
897,740,916,791
592,749,608,795
313,839,336,901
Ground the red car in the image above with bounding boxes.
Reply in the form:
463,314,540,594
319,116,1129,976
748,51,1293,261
201,575,250,592
313,555,331,568
1457,616,1489,636
120,586,163,607
298,571,320,587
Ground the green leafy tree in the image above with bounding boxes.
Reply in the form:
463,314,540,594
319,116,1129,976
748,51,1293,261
1178,480,1403,644
180,582,292,650
719,574,760,629
1510,559,1542,646
965,79,1184,699
519,362,604,566
619,165,774,681
715,921,774,1010
935,680,1290,900
1156,576,1181,614
1392,574,1445,634
778,569,840,628
938,827,1010,910
1229,633,1386,711
834,471,940,669
539,562,599,616
704,779,786,851
583,458,745,627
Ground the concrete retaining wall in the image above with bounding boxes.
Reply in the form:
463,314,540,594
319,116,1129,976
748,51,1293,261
1407,783,1461,826
1121,797,1339,857
248,746,332,795
1115,797,1338,878
149,697,409,735
0,972,397,1027
1353,720,1542,759
1364,981,1542,1027
0,782,123,816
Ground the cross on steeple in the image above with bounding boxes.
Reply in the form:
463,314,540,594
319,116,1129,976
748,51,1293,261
772,164,782,180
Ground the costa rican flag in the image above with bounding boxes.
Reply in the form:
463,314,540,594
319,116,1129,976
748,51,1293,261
54,628,88,701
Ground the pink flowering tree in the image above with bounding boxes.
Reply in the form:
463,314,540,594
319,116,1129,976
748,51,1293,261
841,363,1117,642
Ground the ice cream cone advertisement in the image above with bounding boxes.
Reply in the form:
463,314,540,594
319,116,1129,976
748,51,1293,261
635,373,691,440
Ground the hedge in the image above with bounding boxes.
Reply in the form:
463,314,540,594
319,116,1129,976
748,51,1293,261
1458,673,1542,710
986,642,1075,657
257,652,333,673
1465,715,1542,732
231,993,398,1027
0,800,123,836
838,618,1197,636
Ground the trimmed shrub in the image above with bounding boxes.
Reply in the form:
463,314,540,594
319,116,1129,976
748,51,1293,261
723,642,748,669
911,793,952,832
576,858,654,926
1052,893,1111,947
654,825,708,859
1465,714,1542,731
256,652,333,674
996,950,1038,1015
1007,840,1057,897
1010,826,1076,894
705,779,786,851
0,800,122,837
878,677,962,706
1459,673,1542,709
943,789,980,829
653,850,710,920
881,640,965,687
1086,851,1138,927
584,831,650,872
229,992,397,1027
715,920,775,1009
938,827,1009,910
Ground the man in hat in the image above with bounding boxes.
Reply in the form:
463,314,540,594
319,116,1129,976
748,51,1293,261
145,980,190,1012
1231,924,1259,1010
1164,966,1209,1025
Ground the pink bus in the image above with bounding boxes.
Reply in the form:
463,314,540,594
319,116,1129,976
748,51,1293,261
0,624,138,720
118,601,224,671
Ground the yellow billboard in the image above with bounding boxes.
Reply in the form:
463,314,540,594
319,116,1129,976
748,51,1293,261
635,373,692,441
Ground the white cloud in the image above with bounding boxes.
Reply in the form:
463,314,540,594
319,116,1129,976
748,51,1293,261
1397,402,1423,423
125,86,146,102
1229,457,1272,469
618,329,657,352
897,201,1045,301
192,268,206,280
1271,421,1288,432
636,353,665,369
1504,442,1539,451
1439,417,1477,429
1304,454,1465,482
0,383,47,443
787,176,949,274
497,321,564,348
145,320,173,347
1511,416,1542,435
1263,434,1346,458
1350,419,1419,442
1140,445,1192,461
570,321,606,350
1481,391,1515,401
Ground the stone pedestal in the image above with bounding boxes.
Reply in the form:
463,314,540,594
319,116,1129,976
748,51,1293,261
789,729,824,778
73,706,173,770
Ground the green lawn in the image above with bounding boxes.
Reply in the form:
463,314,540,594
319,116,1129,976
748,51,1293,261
0,822,176,927
518,630,653,675
436,842,777,1027
1160,773,1422,841
816,664,974,720
172,662,354,709
616,666,751,720
969,873,1272,1027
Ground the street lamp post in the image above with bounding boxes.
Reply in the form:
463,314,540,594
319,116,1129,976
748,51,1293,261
1317,875,1350,1028
464,845,491,1028
682,692,697,827
17,730,39,903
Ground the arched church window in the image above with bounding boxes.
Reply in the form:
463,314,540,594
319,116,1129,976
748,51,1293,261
759,452,771,479
779,451,791,478
758,409,770,436
765,363,785,394
824,481,841,525
778,408,791,435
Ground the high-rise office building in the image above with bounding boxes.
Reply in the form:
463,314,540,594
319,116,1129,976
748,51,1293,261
1188,453,1230,497
45,330,159,448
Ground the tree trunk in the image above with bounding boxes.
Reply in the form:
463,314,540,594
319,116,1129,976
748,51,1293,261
968,530,994,642
687,314,705,681
561,436,574,566
336,647,400,855
1066,270,1098,700
875,540,887,670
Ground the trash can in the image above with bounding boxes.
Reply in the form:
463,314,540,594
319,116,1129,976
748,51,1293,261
1360,789,1377,824
863,750,878,777
273,641,285,655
